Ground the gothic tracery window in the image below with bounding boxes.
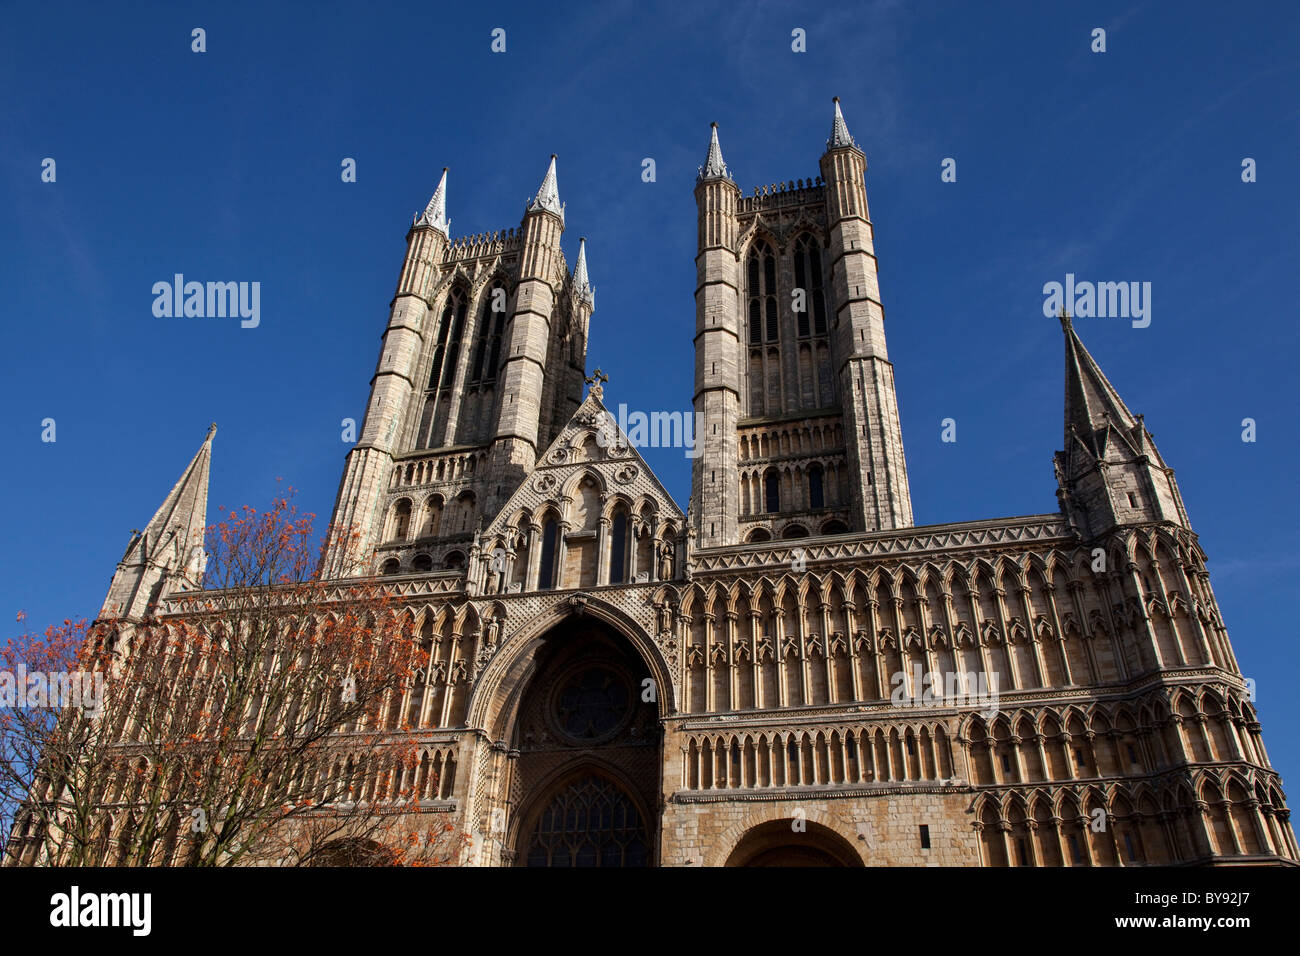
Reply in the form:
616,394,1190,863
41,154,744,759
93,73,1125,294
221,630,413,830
794,238,812,339
419,286,470,448
440,296,467,389
553,667,631,743
793,235,833,407
746,239,780,416
468,283,507,386
523,775,649,868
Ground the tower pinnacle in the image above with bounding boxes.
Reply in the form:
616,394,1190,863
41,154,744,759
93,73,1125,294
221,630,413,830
698,122,732,181
827,96,858,150
100,425,215,619
1062,310,1138,442
527,154,564,223
574,236,594,307
417,167,450,235
1054,319,1191,534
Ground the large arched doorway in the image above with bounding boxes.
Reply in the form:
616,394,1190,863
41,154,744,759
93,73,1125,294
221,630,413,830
725,820,864,867
507,615,660,866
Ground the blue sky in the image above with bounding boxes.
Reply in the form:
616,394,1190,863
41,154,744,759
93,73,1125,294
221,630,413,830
3,2,1298,786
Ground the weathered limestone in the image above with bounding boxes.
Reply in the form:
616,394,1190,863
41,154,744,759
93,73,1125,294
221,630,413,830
75,102,1295,869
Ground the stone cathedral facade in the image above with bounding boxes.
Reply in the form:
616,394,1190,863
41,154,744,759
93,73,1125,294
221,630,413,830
93,100,1293,866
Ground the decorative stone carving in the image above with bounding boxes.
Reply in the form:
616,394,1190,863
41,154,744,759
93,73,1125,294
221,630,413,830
658,541,674,581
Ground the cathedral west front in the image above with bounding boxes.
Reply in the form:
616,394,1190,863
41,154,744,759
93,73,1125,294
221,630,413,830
78,99,1296,867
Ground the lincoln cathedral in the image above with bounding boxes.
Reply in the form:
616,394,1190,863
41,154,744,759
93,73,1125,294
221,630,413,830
58,100,1298,865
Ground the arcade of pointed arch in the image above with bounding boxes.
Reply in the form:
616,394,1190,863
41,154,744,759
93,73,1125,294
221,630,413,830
476,472,682,594
661,526,1231,717
4,603,474,867
148,509,1279,866
962,686,1295,864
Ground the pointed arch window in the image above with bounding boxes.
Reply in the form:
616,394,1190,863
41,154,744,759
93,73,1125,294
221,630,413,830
440,294,467,388
487,311,505,379
793,236,833,408
538,517,559,591
795,247,810,338
811,247,827,335
793,235,828,337
747,239,782,418
469,284,507,386
610,509,629,584
428,288,468,391
808,464,824,510
746,240,779,344
523,775,649,868
419,287,470,448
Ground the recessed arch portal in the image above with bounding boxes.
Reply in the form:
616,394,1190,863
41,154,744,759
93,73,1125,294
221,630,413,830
468,596,676,736
483,605,666,867
725,819,864,867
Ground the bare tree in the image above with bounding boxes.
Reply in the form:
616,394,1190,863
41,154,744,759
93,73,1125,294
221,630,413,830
2,491,463,866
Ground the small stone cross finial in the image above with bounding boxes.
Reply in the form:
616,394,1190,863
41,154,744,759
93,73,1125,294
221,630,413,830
1058,307,1073,330
585,367,609,398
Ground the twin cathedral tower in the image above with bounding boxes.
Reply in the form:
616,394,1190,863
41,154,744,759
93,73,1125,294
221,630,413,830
94,100,1293,866
322,97,914,582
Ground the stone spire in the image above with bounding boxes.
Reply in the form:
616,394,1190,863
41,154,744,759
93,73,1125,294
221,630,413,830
527,154,564,224
827,96,858,150
573,236,594,307
698,122,732,181
1054,312,1191,535
1060,309,1138,447
417,167,450,235
101,424,215,619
